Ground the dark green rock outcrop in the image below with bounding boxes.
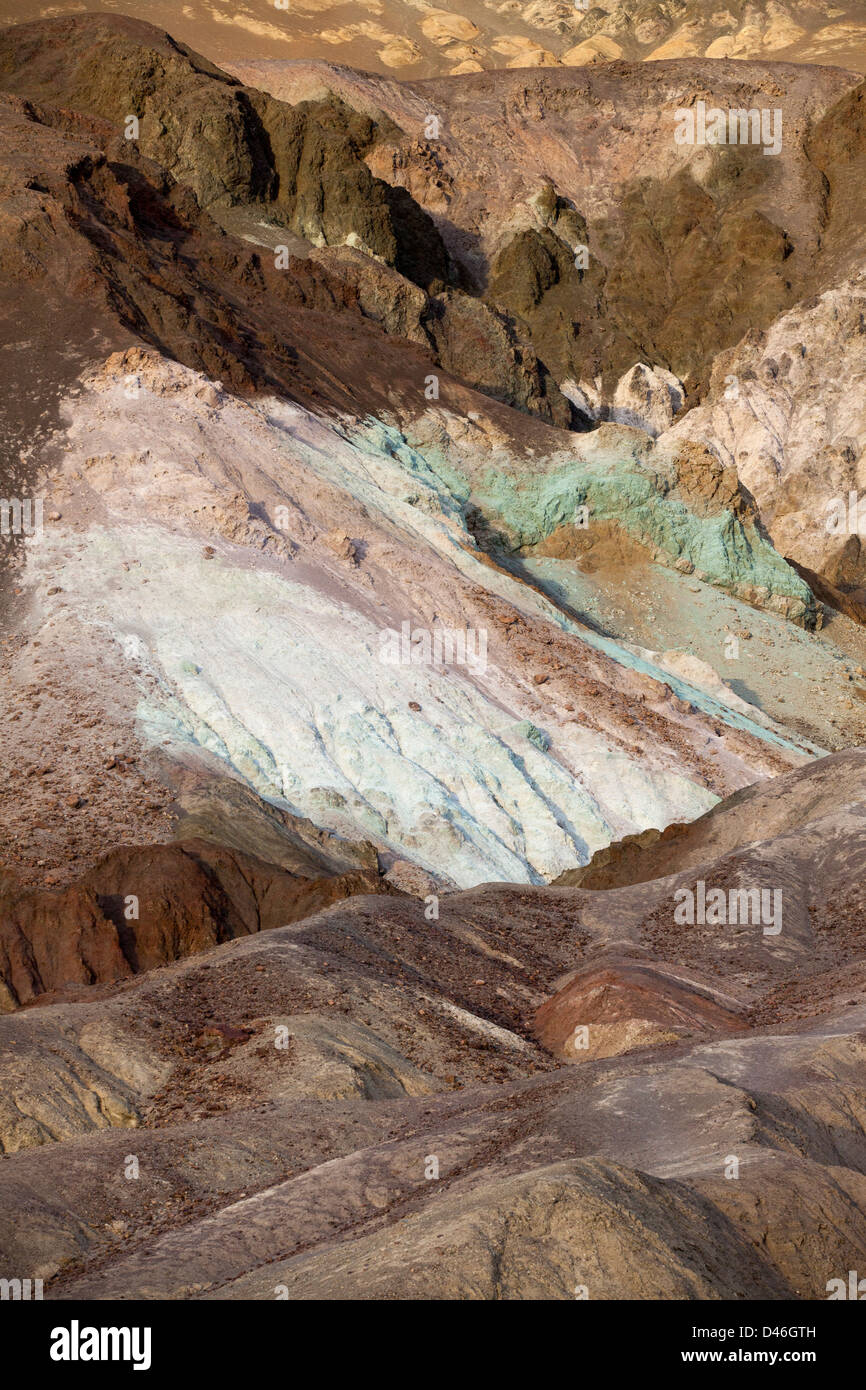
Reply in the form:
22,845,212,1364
0,14,451,291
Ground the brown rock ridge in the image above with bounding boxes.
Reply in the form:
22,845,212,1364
554,746,866,889
0,15,451,288
242,56,860,401
0,837,391,1010
1,750,866,1295
0,32,573,442
535,955,747,1059
7,19,864,436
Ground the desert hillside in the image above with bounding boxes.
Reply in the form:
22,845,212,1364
0,11,865,1312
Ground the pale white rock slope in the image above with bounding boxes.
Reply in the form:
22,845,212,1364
24,350,811,888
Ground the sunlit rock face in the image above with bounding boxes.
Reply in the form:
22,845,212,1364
661,269,866,598
22,348,811,889
4,0,865,78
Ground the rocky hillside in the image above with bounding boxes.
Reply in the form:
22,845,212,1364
3,753,866,1298
3,0,866,76
230,51,866,603
2,13,866,1305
